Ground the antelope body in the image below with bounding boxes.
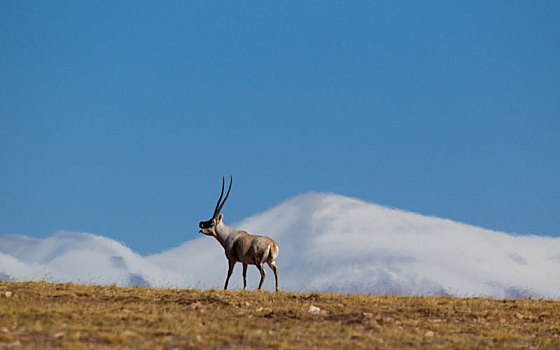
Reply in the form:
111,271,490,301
199,177,279,291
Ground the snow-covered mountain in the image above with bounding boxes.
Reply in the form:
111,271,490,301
1,193,559,298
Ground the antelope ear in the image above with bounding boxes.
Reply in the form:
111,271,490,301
217,214,223,222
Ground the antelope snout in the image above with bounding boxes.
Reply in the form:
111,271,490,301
199,221,204,228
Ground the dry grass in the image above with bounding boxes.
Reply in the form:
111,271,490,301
0,281,559,349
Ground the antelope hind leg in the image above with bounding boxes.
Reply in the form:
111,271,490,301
242,263,248,290
267,261,279,292
257,263,266,290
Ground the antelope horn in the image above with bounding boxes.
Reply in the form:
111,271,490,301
214,176,232,218
212,177,225,218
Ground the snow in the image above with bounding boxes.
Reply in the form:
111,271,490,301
1,193,559,298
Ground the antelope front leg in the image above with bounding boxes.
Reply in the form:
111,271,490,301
224,260,236,290
242,263,248,290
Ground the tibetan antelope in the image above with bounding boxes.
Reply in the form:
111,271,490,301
199,177,280,291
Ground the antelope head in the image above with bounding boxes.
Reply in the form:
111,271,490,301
199,176,232,237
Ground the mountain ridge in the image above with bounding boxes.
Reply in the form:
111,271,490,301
1,192,559,298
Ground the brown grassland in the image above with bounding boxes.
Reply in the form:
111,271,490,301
0,281,559,349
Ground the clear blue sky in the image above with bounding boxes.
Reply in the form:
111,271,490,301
1,1,559,254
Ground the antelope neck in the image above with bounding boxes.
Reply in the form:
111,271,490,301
214,223,237,248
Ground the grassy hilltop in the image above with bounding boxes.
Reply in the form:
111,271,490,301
0,281,559,349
